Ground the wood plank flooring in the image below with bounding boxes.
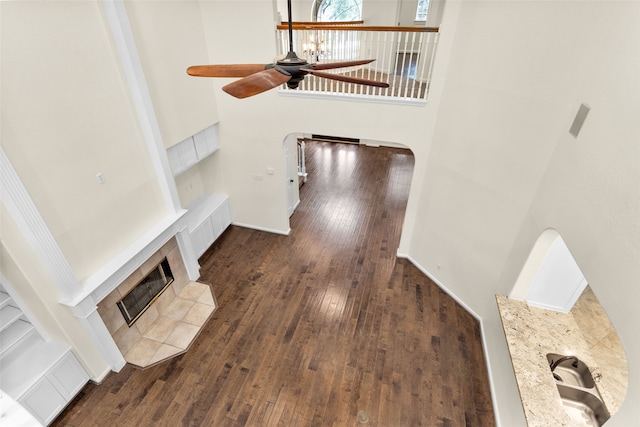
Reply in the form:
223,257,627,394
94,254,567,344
52,141,495,426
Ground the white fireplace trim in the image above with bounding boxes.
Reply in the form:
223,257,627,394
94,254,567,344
78,306,127,373
61,210,191,312
59,210,203,372
2,146,201,374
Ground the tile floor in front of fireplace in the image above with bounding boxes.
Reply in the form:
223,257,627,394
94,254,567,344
123,281,216,368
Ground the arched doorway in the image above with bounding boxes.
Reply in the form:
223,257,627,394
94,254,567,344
511,229,587,313
501,228,628,422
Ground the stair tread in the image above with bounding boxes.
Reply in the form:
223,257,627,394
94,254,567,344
0,305,22,333
0,291,11,307
0,319,34,356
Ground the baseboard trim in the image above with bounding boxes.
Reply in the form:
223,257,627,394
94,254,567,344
232,222,291,236
397,252,480,320
396,251,502,426
91,366,114,385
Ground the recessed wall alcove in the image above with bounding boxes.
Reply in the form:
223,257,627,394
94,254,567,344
497,228,628,425
97,238,216,369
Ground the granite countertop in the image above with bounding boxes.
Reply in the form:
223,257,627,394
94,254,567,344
496,293,626,426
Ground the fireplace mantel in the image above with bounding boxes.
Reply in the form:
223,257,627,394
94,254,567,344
58,194,229,376
60,210,194,313
97,237,217,368
59,211,199,374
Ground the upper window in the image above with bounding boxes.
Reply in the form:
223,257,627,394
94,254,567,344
415,0,429,21
316,0,363,22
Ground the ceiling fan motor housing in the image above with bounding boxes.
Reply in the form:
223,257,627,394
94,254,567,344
275,52,312,89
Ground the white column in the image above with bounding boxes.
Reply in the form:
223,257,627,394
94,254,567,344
69,298,126,371
175,227,201,281
2,147,125,371
101,0,182,215
1,148,83,300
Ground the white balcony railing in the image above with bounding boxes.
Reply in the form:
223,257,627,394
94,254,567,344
276,23,439,102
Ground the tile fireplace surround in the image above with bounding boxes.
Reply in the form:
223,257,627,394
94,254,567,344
97,238,216,368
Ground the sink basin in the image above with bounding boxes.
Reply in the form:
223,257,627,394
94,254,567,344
556,383,610,426
547,353,595,388
546,353,610,426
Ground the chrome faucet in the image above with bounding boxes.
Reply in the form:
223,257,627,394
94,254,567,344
550,355,579,372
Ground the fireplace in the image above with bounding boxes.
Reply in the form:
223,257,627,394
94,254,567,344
117,258,174,327
97,238,217,368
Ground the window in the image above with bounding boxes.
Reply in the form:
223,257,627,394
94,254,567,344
316,0,362,22
415,0,429,22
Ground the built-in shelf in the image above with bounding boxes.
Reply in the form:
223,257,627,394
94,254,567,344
168,123,219,176
0,282,89,425
186,193,232,258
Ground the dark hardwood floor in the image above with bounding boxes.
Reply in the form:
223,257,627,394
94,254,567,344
52,141,495,426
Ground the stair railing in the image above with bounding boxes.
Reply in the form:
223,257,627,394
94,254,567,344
276,23,439,102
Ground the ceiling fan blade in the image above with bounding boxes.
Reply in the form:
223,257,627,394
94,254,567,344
307,69,389,88
187,64,268,78
222,68,291,99
311,59,375,71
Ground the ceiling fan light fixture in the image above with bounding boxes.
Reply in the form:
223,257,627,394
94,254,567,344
186,0,388,98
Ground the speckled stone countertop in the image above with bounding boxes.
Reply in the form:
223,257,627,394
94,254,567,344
496,292,627,426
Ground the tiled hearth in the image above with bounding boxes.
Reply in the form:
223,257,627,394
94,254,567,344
97,238,217,369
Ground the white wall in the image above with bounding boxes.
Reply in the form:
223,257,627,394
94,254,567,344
2,1,638,424
270,0,640,424
198,0,439,234
0,0,220,378
277,0,315,21
125,0,219,148
408,1,640,425
123,0,224,210
397,0,418,26
1,1,167,281
362,0,399,25
0,207,109,379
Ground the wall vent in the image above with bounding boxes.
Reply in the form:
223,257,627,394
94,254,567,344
569,103,590,138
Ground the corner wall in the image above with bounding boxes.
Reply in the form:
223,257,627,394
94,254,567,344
407,1,640,425
0,1,167,281
0,206,110,380
198,1,441,235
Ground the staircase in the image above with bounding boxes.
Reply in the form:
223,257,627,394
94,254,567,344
0,282,89,425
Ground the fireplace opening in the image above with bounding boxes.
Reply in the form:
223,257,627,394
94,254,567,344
117,258,174,327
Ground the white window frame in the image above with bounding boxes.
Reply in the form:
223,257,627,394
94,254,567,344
415,0,430,22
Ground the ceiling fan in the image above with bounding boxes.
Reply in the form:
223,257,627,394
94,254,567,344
186,0,389,99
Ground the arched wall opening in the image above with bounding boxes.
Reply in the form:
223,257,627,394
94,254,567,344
281,132,414,237
510,228,587,313
498,228,628,423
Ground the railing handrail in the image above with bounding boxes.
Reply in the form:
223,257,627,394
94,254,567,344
276,24,440,102
280,20,365,26
276,24,439,33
